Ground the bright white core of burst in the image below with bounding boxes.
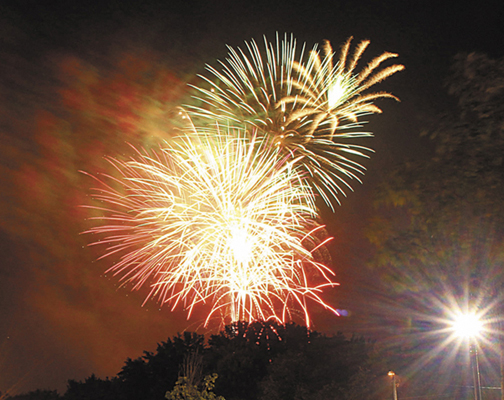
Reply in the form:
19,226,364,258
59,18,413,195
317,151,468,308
452,313,484,338
228,225,253,265
328,76,346,108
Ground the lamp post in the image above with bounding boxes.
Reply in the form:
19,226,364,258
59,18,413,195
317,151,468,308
469,341,483,400
500,320,504,400
452,313,484,400
388,371,398,400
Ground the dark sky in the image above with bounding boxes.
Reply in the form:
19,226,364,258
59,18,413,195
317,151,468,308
1,0,503,395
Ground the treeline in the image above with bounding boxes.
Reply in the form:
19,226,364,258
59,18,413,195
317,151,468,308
6,322,391,400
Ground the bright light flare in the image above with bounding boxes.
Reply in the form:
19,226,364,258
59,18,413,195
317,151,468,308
83,128,339,327
451,312,484,339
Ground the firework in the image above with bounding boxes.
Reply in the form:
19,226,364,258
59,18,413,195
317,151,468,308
187,34,403,208
279,37,405,137
83,34,403,328
187,33,301,135
84,128,338,326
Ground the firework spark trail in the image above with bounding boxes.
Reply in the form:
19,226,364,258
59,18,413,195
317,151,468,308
187,34,404,208
187,33,303,134
84,128,339,326
83,34,402,327
279,36,405,136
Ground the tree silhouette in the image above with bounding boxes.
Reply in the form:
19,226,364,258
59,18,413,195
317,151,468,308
116,332,206,400
368,51,504,313
9,323,389,400
64,375,116,400
7,389,61,400
258,334,386,400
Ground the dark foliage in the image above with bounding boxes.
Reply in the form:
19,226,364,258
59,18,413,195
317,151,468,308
9,322,389,400
64,375,117,400
205,321,322,400
6,389,61,400
113,332,206,400
368,51,504,311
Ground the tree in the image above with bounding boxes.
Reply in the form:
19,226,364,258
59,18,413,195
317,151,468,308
6,389,62,400
430,52,504,174
165,374,224,400
205,321,387,400
116,332,206,400
29,323,386,400
205,321,287,400
368,51,504,305
258,335,389,400
64,375,116,400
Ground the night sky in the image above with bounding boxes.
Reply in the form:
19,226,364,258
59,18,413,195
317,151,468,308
1,0,504,395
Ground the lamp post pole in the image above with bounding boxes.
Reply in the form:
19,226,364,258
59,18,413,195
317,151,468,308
388,371,398,400
499,320,504,400
470,340,482,400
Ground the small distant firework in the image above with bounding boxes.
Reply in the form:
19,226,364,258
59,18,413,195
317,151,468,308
85,129,338,326
188,34,404,207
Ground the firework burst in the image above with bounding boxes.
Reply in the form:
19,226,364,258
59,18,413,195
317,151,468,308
187,34,403,207
83,34,403,327
84,128,338,326
187,33,301,135
279,36,405,137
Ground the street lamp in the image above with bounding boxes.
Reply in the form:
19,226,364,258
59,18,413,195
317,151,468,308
388,371,398,400
452,313,484,339
451,312,484,400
